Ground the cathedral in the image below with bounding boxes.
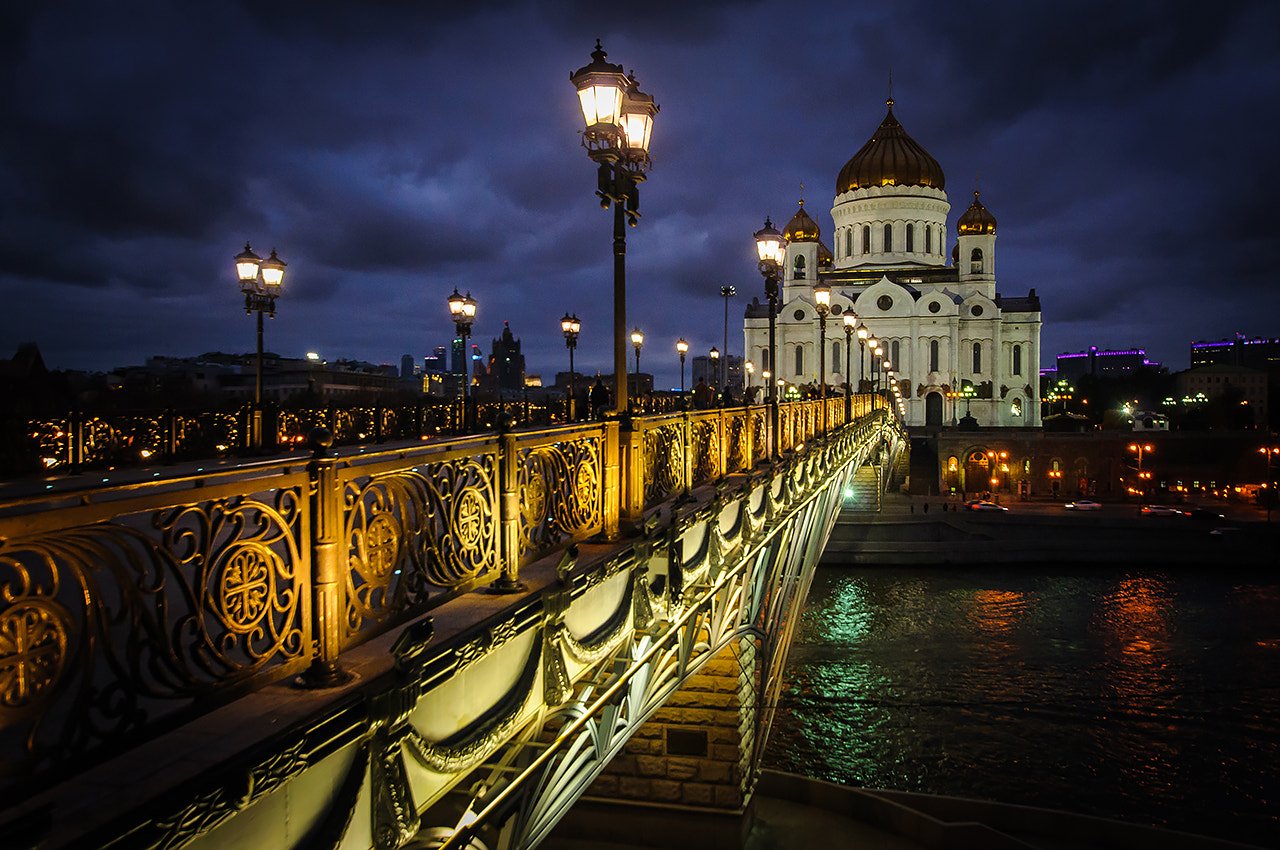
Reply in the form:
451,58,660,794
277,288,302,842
743,98,1042,429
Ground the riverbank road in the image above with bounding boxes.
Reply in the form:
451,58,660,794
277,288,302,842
828,492,1279,567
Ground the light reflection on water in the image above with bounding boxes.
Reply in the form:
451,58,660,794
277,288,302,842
764,566,1280,848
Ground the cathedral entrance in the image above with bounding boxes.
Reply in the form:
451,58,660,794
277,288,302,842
925,392,943,426
964,450,992,498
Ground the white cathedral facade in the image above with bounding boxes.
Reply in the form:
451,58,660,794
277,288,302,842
743,99,1042,429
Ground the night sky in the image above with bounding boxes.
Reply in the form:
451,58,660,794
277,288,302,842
2,1,1277,390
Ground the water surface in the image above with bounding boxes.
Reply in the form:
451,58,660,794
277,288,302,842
764,566,1280,847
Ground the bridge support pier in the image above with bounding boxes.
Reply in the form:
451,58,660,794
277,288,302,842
549,637,762,848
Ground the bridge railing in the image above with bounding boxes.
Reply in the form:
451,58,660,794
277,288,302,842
7,395,694,477
0,395,886,803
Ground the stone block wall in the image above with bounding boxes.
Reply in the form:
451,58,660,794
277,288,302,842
586,637,757,811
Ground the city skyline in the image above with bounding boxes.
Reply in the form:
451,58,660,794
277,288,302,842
2,1,1277,391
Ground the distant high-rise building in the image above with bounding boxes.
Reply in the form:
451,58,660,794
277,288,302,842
400,354,415,379
1055,347,1162,381
487,322,526,393
1191,335,1280,373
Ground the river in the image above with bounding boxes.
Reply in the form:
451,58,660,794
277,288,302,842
763,565,1280,848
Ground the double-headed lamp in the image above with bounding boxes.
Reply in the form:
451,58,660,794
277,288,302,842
754,218,785,267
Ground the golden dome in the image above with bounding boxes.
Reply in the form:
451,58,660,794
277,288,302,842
782,199,821,242
956,191,997,234
836,99,946,194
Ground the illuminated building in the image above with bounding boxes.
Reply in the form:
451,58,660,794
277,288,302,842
743,98,1042,428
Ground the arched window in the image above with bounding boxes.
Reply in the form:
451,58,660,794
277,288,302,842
1011,397,1023,418
832,340,841,368
762,347,771,372
794,345,804,377
883,223,893,251
1012,345,1022,376
845,229,852,257
862,226,870,255
930,340,939,372
906,223,914,252
891,340,900,367
925,224,932,254
972,342,982,374
970,247,983,274
793,254,806,279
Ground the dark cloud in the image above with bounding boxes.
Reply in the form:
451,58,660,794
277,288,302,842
1,0,1278,386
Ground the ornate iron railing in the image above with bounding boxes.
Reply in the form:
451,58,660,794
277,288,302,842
0,397,890,801
9,396,694,478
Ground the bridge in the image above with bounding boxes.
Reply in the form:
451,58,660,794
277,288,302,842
0,396,905,850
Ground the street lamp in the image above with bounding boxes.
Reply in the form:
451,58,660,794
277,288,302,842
561,312,581,420
709,347,720,393
814,281,830,400
235,243,286,451
571,41,658,417
1260,446,1279,522
676,338,689,393
449,288,477,431
631,328,644,374
1129,442,1153,500
843,313,857,419
857,326,869,394
872,344,883,395
754,217,786,459
720,285,736,391
745,360,754,402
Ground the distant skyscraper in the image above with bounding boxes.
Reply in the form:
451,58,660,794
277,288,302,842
488,322,526,393
401,354,414,379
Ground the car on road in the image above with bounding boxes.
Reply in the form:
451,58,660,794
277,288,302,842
1139,504,1181,516
1183,507,1226,524
965,499,1009,512
1064,499,1101,511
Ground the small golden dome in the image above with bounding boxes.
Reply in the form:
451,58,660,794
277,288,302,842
782,199,821,242
836,99,946,194
956,191,997,234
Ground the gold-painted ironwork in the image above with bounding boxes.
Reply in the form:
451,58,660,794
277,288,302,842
0,482,309,789
515,433,603,563
341,452,500,643
640,421,684,506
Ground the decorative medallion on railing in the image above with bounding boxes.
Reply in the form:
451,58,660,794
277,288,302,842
642,422,684,506
0,487,309,787
727,415,748,473
342,453,499,640
692,419,719,484
751,409,768,464
517,436,602,562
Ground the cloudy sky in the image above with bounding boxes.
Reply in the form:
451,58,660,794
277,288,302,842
2,0,1277,390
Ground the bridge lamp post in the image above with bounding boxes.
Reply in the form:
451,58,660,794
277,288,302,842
745,360,754,401
571,41,658,417
561,313,581,420
872,344,883,395
755,218,786,459
814,281,830,400
235,243,286,451
720,285,735,390
677,338,688,392
842,313,856,421
857,326,868,393
709,347,719,392
449,288,477,432
631,328,644,374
